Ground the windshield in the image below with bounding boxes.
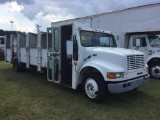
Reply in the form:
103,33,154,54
80,30,117,47
148,35,160,46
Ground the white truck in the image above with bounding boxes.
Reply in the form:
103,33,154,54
56,3,160,79
0,36,5,60
5,22,149,102
98,3,160,79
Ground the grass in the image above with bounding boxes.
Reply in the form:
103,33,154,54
0,61,160,120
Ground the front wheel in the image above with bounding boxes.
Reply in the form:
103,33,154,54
149,62,160,79
83,73,107,103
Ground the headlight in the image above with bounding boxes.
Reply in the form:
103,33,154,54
107,72,124,79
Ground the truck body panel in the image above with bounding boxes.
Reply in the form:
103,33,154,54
51,3,160,47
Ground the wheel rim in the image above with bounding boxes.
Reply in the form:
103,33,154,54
85,78,98,98
151,65,160,78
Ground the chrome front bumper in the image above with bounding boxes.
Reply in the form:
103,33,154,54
108,74,150,93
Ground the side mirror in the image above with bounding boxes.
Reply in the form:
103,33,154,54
136,39,141,47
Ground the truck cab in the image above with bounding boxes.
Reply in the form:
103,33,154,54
128,33,160,79
47,21,149,102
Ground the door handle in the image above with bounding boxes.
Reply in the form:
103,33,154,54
47,53,53,57
53,53,59,55
53,53,60,57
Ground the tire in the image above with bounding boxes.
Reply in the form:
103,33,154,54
2,55,4,60
1,55,4,60
21,63,27,72
0,55,4,60
149,62,160,79
13,58,21,72
83,73,107,103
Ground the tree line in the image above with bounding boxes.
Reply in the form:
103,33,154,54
0,29,18,36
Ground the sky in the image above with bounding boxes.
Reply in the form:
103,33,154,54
0,0,160,33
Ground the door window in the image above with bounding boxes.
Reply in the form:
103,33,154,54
48,29,52,52
54,59,59,81
48,58,53,80
54,29,59,52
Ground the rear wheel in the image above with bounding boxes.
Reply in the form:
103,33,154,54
0,55,4,60
2,55,5,60
21,62,27,72
149,62,160,79
13,58,21,72
83,73,107,103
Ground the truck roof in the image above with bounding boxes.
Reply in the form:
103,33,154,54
51,3,160,25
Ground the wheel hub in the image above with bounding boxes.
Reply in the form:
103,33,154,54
155,69,159,74
85,78,98,98
151,65,160,78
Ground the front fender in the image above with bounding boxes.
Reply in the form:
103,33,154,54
79,60,124,81
146,55,160,64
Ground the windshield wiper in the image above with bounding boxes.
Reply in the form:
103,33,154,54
83,44,95,47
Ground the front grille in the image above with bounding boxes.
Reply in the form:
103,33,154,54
127,55,144,70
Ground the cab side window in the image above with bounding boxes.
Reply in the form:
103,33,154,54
133,37,147,47
133,38,136,46
140,37,147,46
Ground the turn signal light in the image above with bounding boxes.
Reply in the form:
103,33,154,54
107,72,116,79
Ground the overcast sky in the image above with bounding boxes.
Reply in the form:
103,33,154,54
0,0,160,33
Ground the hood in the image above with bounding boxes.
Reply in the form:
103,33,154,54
79,47,146,80
89,47,144,56
81,47,144,71
153,46,160,48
